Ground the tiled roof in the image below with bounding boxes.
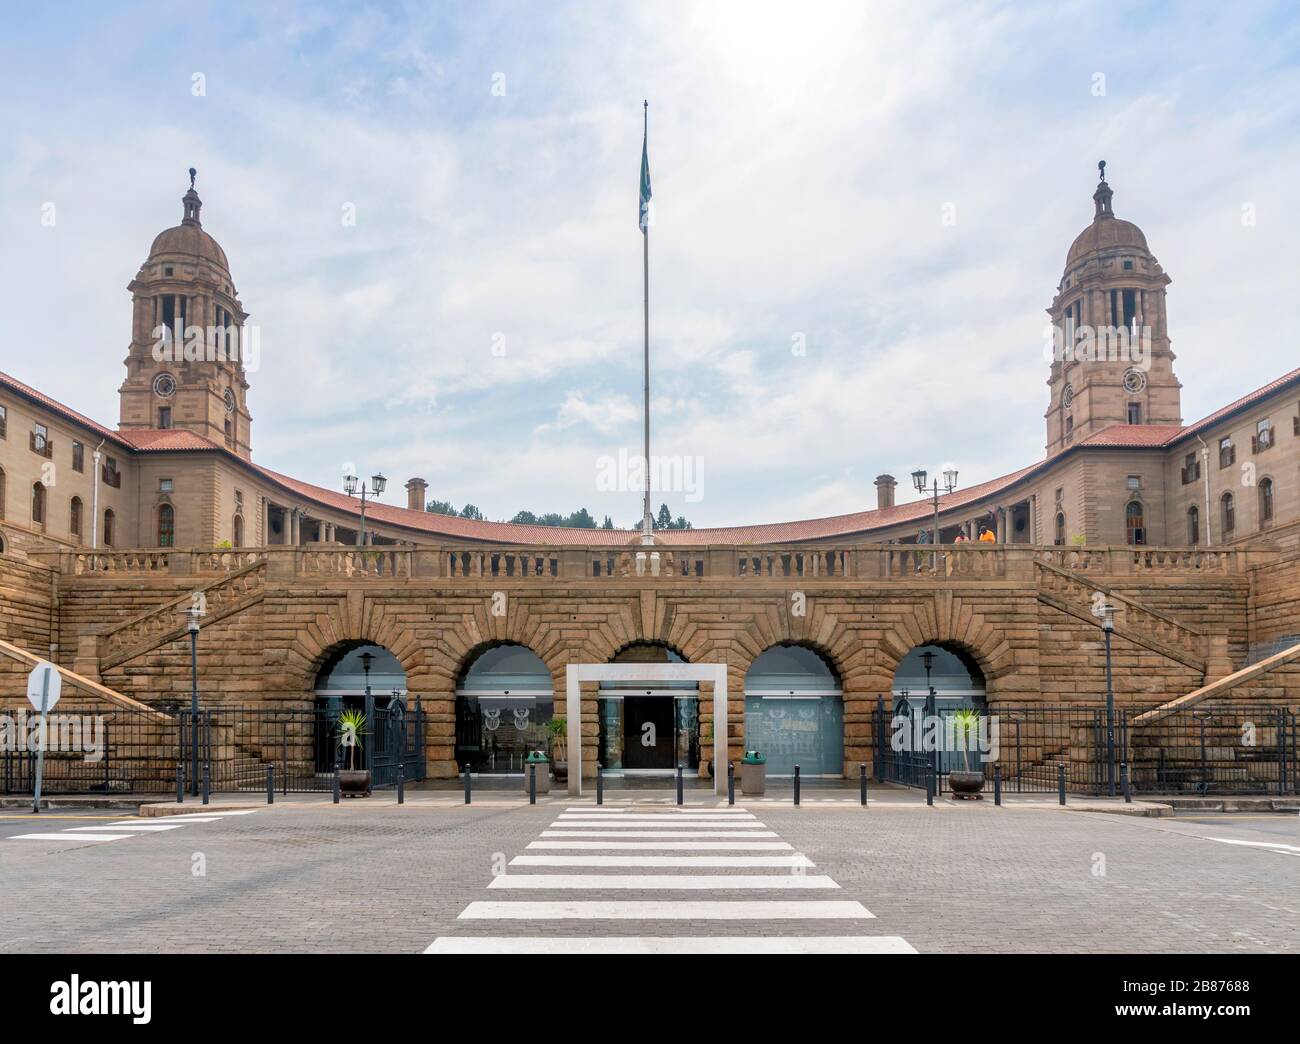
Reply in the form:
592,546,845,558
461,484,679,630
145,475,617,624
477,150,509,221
0,370,134,450
119,429,225,451
1077,424,1184,448
1171,366,1300,444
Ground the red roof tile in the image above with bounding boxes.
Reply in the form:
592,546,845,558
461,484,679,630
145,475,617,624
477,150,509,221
0,371,133,450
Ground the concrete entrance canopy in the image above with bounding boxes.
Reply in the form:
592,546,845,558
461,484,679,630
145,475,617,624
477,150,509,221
565,663,728,797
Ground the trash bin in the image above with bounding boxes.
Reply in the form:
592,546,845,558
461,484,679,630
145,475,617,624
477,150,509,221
524,751,551,795
740,750,766,795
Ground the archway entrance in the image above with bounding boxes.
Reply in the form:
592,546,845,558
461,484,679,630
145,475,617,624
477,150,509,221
884,643,988,787
313,642,414,783
455,643,554,774
744,644,844,776
598,643,699,775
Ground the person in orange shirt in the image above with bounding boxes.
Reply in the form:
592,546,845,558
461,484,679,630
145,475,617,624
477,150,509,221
978,526,996,543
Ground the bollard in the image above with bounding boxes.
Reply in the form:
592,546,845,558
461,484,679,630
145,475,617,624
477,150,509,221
727,762,735,806
860,763,867,806
333,764,340,804
397,761,405,805
1058,763,1066,806
793,765,801,806
266,766,274,805
529,763,536,805
463,766,471,805
176,763,184,805
1121,762,1131,803
926,765,934,807
202,762,210,806
596,766,603,806
993,765,1002,806
676,764,683,806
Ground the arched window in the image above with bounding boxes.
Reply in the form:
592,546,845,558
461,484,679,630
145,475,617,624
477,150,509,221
70,496,83,541
456,643,553,774
1222,492,1235,535
31,482,46,526
157,504,175,547
1054,512,1066,545
232,515,244,547
1187,505,1199,545
103,509,115,547
0,466,6,520
1125,501,1145,545
745,645,843,776
1259,478,1274,525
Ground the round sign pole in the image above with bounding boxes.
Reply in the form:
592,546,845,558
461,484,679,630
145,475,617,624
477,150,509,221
27,662,62,815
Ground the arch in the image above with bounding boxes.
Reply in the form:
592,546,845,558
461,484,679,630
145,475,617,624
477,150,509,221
157,503,175,547
1259,477,1274,526
103,509,115,547
456,641,554,775
890,642,990,779
1187,504,1199,545
31,481,46,526
1054,511,1066,545
232,513,244,547
312,640,408,773
1221,491,1235,536
1124,500,1145,545
70,496,83,541
600,640,700,774
743,643,844,777
0,530,5,554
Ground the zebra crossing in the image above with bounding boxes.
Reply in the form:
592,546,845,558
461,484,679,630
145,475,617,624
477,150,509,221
5,809,258,845
427,804,917,954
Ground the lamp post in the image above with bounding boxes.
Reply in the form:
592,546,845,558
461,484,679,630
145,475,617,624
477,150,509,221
344,472,387,546
911,466,958,568
187,603,201,796
360,651,374,779
1099,603,1117,796
921,649,938,788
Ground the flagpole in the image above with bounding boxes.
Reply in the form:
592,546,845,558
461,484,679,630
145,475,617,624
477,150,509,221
641,99,653,545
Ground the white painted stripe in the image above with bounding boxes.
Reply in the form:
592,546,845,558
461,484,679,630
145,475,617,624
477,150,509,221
67,824,185,832
557,815,758,823
542,830,779,839
117,816,222,824
1205,837,1300,855
553,820,764,828
511,855,814,868
8,832,135,842
561,808,752,815
460,900,873,919
527,841,793,851
488,874,836,890
427,935,916,954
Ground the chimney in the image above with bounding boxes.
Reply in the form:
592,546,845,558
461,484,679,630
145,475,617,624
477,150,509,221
874,474,897,510
405,477,428,512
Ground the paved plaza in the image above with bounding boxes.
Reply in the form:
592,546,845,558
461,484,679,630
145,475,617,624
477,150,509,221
1,793,1297,954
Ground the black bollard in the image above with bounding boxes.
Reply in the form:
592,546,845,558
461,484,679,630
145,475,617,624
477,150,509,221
202,762,210,806
463,766,471,805
266,766,274,805
926,765,934,807
727,762,735,806
529,763,536,805
1121,762,1132,803
397,761,405,805
333,764,340,804
676,764,683,806
860,763,867,806
994,765,1002,806
596,766,603,806
793,764,801,806
176,763,184,805
1058,762,1066,806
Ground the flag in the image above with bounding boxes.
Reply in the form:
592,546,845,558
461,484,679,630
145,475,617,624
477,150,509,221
639,112,652,233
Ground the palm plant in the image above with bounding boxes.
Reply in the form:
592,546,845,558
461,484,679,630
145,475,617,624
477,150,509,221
336,709,368,771
950,708,982,772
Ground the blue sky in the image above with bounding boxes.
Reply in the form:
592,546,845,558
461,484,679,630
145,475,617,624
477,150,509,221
2,1,1299,528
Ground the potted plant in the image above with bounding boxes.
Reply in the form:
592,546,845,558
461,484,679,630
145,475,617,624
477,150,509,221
547,715,568,783
336,708,371,797
948,708,986,799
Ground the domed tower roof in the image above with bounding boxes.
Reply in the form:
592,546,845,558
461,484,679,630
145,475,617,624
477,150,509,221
145,167,230,272
1064,160,1149,268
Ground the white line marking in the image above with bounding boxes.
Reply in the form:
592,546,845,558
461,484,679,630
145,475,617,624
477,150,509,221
527,840,794,851
488,874,836,890
426,935,915,954
1205,837,1300,855
563,807,750,814
510,855,814,868
112,817,221,824
67,824,186,832
7,833,135,842
556,815,758,823
553,821,764,829
460,900,872,919
542,830,778,838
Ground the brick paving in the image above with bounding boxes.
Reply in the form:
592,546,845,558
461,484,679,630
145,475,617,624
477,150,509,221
0,799,1296,953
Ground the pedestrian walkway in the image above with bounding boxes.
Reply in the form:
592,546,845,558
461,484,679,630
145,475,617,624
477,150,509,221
3,809,258,845
427,805,917,954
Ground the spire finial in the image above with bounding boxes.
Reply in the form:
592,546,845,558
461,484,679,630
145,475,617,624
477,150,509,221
1098,159,1106,183
1092,160,1113,219
182,167,202,226
189,166,197,190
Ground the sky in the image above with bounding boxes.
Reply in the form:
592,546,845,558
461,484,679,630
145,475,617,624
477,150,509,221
1,0,1298,529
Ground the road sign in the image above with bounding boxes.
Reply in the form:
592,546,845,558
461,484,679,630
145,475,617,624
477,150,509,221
26,661,62,712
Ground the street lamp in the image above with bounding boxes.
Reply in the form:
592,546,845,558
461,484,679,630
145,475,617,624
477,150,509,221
186,602,202,796
344,471,387,546
1098,602,1117,796
912,465,959,547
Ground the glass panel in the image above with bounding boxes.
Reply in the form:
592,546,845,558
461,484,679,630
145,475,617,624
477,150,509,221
599,697,624,770
743,696,843,776
457,693,553,774
675,696,699,769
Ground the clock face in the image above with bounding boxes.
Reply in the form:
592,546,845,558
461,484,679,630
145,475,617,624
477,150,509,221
223,388,236,414
152,372,176,398
1122,368,1147,394
1061,383,1074,408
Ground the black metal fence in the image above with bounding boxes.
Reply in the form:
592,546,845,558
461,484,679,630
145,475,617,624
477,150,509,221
1129,705,1298,795
2,700,426,796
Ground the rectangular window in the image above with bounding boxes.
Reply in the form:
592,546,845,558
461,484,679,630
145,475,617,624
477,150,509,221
30,423,51,457
71,440,84,472
1122,289,1138,327
1253,418,1273,452
0,403,6,438
1219,437,1234,468
1127,402,1141,424
103,456,121,488
158,406,172,429
1181,452,1200,485
1126,475,1141,491
1110,289,1119,327
159,478,174,494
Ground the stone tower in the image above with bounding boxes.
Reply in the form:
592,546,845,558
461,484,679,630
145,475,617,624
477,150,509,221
119,170,253,458
1044,163,1181,456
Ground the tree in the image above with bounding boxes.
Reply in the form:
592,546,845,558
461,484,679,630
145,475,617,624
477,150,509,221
459,504,484,521
601,515,614,529
510,510,539,525
566,508,597,529
426,499,457,516
655,503,673,530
